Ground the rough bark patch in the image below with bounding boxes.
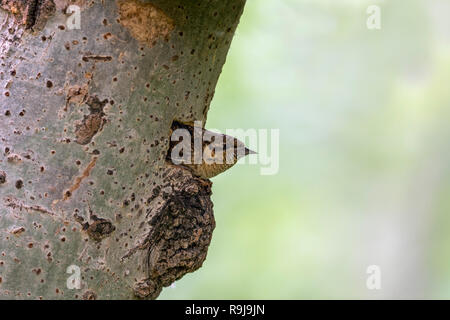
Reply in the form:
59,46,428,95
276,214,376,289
0,0,56,30
65,84,88,107
82,289,97,300
128,167,215,299
74,96,108,145
86,217,115,241
75,113,104,145
117,0,174,47
0,0,27,16
74,212,116,242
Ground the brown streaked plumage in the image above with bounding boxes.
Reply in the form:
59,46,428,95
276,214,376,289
166,121,255,179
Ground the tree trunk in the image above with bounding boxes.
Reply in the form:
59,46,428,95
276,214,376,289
0,0,245,299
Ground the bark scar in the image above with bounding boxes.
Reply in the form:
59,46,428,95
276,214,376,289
82,55,113,62
52,156,98,204
4,196,55,216
74,96,108,145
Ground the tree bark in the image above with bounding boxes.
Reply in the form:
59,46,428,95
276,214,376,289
0,0,245,299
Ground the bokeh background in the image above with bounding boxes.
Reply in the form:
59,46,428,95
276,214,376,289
160,0,450,299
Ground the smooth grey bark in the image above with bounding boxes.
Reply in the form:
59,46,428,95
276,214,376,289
0,0,245,299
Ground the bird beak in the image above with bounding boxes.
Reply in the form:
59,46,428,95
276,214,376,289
245,147,257,155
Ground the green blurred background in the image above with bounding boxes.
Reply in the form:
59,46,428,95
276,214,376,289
160,0,450,299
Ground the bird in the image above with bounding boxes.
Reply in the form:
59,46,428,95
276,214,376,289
166,121,256,179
